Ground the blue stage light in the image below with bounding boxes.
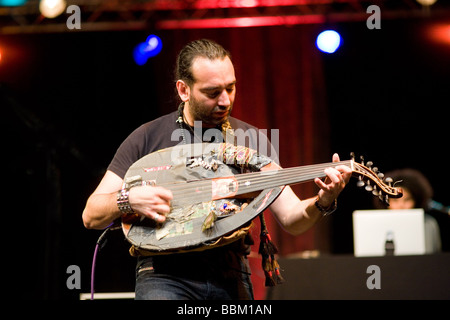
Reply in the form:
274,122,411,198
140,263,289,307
133,35,163,66
316,30,341,54
0,0,27,5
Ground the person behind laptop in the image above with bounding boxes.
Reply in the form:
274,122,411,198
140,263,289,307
373,168,442,253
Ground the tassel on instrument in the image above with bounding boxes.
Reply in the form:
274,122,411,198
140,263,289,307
258,214,284,287
272,259,285,284
264,270,276,287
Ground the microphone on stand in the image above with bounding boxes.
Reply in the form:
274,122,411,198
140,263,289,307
428,200,450,216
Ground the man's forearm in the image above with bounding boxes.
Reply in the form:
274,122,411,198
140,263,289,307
82,192,122,230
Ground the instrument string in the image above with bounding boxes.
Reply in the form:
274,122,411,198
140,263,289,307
159,160,352,204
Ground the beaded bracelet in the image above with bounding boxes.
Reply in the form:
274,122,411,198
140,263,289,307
314,196,337,217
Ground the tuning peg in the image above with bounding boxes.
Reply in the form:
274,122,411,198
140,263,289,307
366,161,373,169
350,152,355,161
372,185,379,196
357,180,365,188
365,181,373,192
377,172,384,179
357,176,365,188
360,156,365,166
385,177,393,187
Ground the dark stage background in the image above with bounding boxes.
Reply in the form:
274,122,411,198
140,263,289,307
1,16,449,300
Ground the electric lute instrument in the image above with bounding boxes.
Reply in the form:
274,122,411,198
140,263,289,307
121,143,402,255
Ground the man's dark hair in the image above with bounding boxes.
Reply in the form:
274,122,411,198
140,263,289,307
175,39,232,86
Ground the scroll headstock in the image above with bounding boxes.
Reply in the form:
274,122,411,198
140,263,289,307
350,152,403,205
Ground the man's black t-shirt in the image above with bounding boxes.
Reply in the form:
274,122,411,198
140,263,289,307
107,110,276,179
106,110,278,299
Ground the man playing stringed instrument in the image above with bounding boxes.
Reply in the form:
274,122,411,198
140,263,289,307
82,39,352,300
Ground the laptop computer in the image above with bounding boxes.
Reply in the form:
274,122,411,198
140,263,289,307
352,209,426,257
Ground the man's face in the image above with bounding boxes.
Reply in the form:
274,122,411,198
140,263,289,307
186,56,236,127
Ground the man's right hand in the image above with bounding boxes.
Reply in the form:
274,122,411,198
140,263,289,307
129,186,173,223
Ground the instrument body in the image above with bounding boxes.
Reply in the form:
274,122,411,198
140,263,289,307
122,143,282,255
121,143,402,255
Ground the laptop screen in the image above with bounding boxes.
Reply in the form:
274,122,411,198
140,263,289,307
352,209,426,257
